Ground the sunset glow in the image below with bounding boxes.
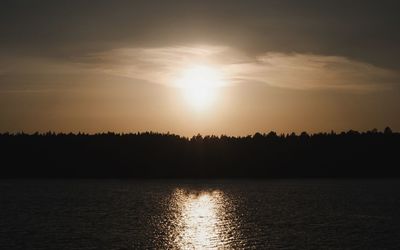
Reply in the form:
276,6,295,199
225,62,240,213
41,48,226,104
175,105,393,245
1,1,400,249
177,65,224,110
0,1,399,136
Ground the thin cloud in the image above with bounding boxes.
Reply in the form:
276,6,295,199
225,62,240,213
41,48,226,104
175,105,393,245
81,46,400,91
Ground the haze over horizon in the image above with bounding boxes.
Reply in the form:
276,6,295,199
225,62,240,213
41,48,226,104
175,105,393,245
1,1,400,136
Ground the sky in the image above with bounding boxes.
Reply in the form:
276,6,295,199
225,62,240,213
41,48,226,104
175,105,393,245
1,0,400,136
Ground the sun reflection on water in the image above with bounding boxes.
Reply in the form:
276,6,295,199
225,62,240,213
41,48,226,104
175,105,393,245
167,189,237,249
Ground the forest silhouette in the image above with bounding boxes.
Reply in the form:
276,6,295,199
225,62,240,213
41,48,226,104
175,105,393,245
0,128,398,178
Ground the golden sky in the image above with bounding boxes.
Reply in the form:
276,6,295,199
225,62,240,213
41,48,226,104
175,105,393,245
1,1,400,135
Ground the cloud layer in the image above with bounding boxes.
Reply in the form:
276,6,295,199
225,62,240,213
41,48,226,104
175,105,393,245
1,0,400,69
80,46,399,91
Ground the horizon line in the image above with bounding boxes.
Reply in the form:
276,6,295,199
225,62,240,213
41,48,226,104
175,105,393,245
0,127,396,138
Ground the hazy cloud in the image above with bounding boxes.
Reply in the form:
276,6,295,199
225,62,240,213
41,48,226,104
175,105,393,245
1,0,399,69
79,46,399,91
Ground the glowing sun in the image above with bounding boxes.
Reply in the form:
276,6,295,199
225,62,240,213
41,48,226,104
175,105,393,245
178,65,224,110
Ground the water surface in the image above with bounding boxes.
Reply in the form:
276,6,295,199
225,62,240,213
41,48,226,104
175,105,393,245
1,179,400,249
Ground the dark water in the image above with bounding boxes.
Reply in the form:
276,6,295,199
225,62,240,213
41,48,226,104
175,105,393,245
1,180,400,249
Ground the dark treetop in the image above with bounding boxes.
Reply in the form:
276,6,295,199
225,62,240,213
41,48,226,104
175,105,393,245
0,128,399,178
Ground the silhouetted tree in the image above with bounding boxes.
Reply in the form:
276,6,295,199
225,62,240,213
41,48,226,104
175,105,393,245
0,129,399,178
384,126,393,135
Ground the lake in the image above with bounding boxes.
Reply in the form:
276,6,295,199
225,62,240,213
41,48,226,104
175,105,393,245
1,180,400,249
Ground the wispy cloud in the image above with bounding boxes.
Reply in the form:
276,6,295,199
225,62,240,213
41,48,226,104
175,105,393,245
76,46,228,86
2,45,398,92
80,46,399,92
230,53,399,91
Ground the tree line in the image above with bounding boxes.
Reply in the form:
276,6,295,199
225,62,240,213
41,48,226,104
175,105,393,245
0,128,398,178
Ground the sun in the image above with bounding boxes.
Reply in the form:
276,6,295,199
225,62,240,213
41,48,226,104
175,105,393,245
178,65,224,110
